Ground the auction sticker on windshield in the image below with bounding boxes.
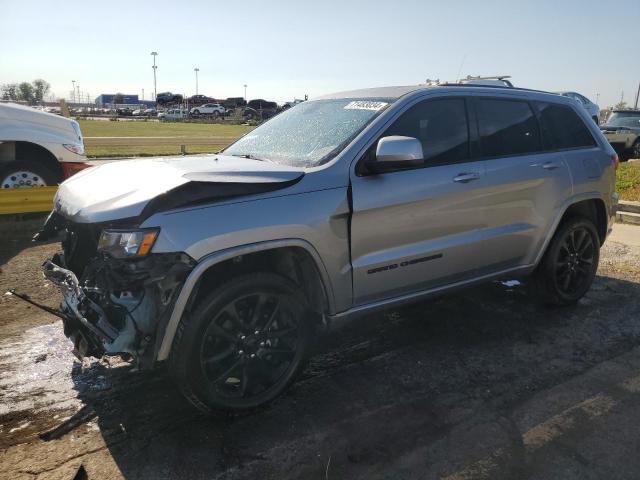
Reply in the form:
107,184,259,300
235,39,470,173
344,101,388,111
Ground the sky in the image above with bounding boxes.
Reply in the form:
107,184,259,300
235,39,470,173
1,0,639,108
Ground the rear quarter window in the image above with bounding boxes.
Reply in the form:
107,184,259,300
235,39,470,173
535,102,597,150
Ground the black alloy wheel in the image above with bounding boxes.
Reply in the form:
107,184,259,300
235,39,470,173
553,226,597,295
170,273,313,413
534,217,600,306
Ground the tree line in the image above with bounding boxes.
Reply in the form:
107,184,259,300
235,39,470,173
1,79,51,104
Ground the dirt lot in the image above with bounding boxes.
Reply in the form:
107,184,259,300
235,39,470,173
1,218,640,480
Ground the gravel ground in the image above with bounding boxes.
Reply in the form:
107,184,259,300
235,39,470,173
1,219,640,480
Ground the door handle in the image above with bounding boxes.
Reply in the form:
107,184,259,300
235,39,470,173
453,172,480,183
541,162,559,170
530,161,560,170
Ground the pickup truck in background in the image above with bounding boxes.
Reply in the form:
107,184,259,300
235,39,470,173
0,102,89,188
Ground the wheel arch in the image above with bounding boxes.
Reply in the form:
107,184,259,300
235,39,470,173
156,239,335,361
534,194,608,267
0,140,64,183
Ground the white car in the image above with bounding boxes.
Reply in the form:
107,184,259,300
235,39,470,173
190,103,225,116
0,103,88,188
158,109,187,120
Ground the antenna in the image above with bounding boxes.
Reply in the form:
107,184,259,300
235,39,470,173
456,54,468,83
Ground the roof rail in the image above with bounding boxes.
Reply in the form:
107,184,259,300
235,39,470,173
458,75,514,87
422,75,514,88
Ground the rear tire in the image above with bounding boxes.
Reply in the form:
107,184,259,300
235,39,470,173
631,140,640,161
0,160,58,188
533,217,600,306
169,273,314,413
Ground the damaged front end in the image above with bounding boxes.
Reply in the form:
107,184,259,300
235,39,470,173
40,215,195,369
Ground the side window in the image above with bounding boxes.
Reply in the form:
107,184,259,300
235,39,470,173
384,98,470,165
476,98,541,157
535,102,597,150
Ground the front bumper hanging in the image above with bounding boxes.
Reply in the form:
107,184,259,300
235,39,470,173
43,260,118,359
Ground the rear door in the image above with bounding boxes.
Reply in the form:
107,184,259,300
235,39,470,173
349,96,490,305
471,95,573,270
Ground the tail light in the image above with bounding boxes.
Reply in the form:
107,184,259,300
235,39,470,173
61,162,92,179
611,153,619,170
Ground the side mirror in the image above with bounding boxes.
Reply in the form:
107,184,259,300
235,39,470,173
368,136,424,173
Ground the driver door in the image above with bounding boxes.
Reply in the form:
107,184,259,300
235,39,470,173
349,97,489,305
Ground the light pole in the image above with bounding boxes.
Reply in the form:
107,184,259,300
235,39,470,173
194,68,199,95
71,80,76,103
244,84,247,101
76,85,80,104
151,51,158,102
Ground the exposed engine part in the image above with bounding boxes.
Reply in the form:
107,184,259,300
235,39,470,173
43,260,118,342
41,217,196,368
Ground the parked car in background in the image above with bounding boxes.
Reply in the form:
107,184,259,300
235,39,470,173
222,97,247,109
38,83,617,413
280,99,304,111
241,106,259,119
0,102,88,188
600,110,640,160
158,108,187,120
558,92,600,124
156,92,184,105
132,109,145,116
247,99,278,110
143,108,157,116
190,103,225,116
188,95,215,105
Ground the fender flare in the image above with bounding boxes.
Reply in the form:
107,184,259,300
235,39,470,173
156,238,335,361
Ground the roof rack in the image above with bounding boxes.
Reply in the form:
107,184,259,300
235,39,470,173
457,75,514,87
423,75,514,88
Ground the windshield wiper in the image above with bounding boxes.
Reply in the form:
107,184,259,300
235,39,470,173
229,153,272,163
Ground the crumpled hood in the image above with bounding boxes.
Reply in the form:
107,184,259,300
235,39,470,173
55,154,304,223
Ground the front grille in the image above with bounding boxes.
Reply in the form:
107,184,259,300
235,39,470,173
62,223,100,278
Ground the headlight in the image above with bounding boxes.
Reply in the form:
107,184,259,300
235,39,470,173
63,143,85,155
70,120,83,141
98,229,159,258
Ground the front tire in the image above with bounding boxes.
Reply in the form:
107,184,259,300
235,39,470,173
0,160,58,188
533,217,600,306
170,273,314,413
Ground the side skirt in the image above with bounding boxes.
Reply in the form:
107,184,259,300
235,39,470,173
327,264,535,329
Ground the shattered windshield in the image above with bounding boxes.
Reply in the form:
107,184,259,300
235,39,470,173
223,98,391,167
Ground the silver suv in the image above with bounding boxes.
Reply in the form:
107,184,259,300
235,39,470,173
38,84,618,412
